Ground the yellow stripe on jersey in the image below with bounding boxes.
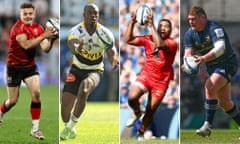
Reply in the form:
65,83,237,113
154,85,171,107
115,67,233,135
68,35,81,41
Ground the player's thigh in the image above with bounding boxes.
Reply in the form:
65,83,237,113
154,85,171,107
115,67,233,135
205,73,228,94
151,81,169,101
217,83,233,110
79,71,102,96
128,82,145,100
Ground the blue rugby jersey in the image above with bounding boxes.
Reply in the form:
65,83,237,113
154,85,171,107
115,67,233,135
184,20,235,67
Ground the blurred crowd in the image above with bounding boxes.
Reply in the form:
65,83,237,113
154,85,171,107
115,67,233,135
119,0,180,139
0,0,59,85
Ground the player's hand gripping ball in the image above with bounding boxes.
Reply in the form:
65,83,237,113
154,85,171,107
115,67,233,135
183,56,200,75
136,4,151,25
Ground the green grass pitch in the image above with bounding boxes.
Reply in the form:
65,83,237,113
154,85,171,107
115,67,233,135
60,102,119,144
181,129,240,144
0,85,59,144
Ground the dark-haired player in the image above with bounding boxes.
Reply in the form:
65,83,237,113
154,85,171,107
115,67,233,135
124,9,178,140
0,2,57,140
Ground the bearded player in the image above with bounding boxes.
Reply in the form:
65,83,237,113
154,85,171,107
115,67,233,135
60,3,119,140
124,9,178,140
0,2,57,140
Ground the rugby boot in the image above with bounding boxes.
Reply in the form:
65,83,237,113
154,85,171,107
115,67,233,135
125,112,142,127
137,133,144,141
196,121,212,137
60,127,76,140
30,129,45,140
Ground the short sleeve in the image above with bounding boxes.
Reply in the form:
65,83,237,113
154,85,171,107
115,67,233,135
14,25,25,36
165,38,178,53
210,27,225,43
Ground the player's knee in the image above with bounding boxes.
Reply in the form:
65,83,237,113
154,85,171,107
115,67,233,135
128,92,138,101
32,89,40,100
82,78,95,94
205,83,216,95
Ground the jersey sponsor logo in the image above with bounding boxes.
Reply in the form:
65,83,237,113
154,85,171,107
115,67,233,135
81,51,103,61
214,28,224,38
197,45,213,53
65,73,76,82
33,28,39,35
205,35,211,42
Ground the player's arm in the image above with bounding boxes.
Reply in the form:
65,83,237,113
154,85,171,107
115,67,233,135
196,28,226,64
106,46,119,71
184,47,194,58
125,11,139,45
182,31,195,72
196,40,225,64
16,27,56,50
67,35,84,55
40,37,58,53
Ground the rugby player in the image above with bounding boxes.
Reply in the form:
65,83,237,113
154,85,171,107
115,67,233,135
0,2,57,140
60,3,119,140
183,6,240,137
124,10,178,140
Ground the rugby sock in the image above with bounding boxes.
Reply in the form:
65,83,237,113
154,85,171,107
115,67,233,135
32,120,40,132
66,113,79,129
205,99,218,125
226,105,240,125
138,126,145,135
134,110,141,116
0,100,10,113
30,101,41,131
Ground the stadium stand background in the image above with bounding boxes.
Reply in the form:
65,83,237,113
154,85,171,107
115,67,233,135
180,0,240,129
0,0,59,85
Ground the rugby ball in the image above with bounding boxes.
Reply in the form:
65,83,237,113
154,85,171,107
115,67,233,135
184,56,199,75
136,4,151,25
46,18,59,33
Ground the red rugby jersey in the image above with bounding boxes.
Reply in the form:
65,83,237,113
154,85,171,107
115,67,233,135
136,35,178,81
7,20,44,68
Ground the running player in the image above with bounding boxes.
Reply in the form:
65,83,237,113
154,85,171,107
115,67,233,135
0,2,57,140
182,6,240,137
124,10,178,140
60,3,119,140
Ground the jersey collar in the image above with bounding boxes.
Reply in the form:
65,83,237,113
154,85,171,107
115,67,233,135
82,21,100,29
